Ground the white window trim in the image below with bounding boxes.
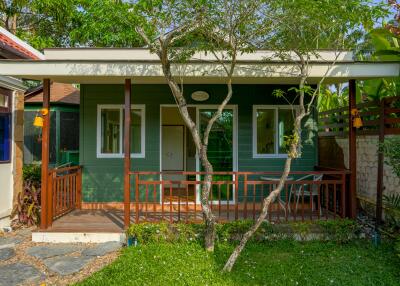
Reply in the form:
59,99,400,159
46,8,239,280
96,104,145,159
252,105,299,159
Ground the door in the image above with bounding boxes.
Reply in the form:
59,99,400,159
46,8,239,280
162,125,184,171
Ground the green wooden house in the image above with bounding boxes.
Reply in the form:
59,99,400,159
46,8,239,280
1,48,399,242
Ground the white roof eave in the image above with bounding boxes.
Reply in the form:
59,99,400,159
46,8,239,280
0,60,398,85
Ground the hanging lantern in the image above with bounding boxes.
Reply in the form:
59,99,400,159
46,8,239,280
351,108,363,129
33,116,44,127
33,108,49,128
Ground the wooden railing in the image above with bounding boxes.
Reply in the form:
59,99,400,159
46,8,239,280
49,166,82,220
128,170,349,223
318,96,400,137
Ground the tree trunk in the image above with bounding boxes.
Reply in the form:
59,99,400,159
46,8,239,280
223,69,308,272
223,156,293,272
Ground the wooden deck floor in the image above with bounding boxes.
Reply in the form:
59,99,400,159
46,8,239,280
45,210,125,233
42,206,336,233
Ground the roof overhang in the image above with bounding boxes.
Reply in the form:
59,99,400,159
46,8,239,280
0,49,398,85
0,75,27,92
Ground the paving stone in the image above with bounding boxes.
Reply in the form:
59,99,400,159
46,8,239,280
43,256,92,276
0,263,41,286
0,247,15,261
82,242,122,257
26,245,78,259
0,237,23,249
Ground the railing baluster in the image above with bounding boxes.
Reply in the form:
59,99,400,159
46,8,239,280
268,184,272,222
301,183,305,222
178,183,181,222
186,183,189,223
227,183,230,221
169,184,173,223
334,182,337,219
145,184,149,222
252,183,256,221
161,181,165,221
218,184,221,221
341,173,346,218
309,183,313,221
235,173,240,220
325,183,329,220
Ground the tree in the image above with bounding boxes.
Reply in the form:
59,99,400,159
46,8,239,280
132,0,266,252
1,0,143,49
222,0,388,271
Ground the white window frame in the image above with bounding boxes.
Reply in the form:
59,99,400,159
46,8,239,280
96,104,145,158
252,105,299,159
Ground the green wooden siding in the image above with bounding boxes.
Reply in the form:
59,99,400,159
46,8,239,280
80,84,317,202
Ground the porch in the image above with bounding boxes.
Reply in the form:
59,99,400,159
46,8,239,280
38,167,348,235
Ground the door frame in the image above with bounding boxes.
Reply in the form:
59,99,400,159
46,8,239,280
159,104,238,204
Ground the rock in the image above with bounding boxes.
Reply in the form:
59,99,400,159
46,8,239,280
26,245,78,259
0,247,15,261
82,242,121,257
0,263,41,286
43,256,92,276
0,237,23,249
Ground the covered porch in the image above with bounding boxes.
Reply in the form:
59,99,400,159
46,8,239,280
2,49,399,242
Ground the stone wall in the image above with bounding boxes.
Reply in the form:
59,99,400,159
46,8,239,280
319,135,400,203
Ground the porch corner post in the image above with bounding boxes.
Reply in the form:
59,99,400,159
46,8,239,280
348,79,357,219
40,79,51,229
124,79,132,229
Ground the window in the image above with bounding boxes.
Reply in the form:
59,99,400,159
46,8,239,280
253,105,297,158
0,93,11,163
97,105,145,158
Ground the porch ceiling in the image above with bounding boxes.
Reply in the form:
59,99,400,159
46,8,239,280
0,49,398,84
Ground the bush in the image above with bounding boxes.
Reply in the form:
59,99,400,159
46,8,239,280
317,219,361,243
11,180,41,226
395,237,400,258
126,219,361,246
126,223,203,244
23,164,41,186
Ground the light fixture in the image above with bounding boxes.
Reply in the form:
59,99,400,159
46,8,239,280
33,108,49,128
191,91,209,102
351,108,363,129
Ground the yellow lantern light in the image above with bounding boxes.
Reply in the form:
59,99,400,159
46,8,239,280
351,108,363,129
33,116,44,127
32,108,49,128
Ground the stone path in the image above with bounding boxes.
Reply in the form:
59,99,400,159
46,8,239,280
0,228,122,285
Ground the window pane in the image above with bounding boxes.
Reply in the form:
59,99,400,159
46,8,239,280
256,109,275,154
0,114,10,161
0,94,8,108
278,109,295,153
122,109,142,154
131,109,142,153
101,109,120,154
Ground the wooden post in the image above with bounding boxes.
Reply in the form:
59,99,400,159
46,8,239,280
40,79,51,229
376,99,385,226
124,79,131,229
348,79,357,219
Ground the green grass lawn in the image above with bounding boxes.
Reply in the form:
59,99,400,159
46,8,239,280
78,240,400,286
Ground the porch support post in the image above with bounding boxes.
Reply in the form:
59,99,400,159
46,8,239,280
40,79,51,229
124,79,131,229
348,79,357,219
375,99,385,226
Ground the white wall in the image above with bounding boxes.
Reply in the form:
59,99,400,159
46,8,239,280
0,91,14,228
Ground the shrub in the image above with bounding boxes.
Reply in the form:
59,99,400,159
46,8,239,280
23,164,41,186
11,180,41,226
126,223,203,244
317,219,361,243
395,237,400,258
126,219,361,245
380,137,400,179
